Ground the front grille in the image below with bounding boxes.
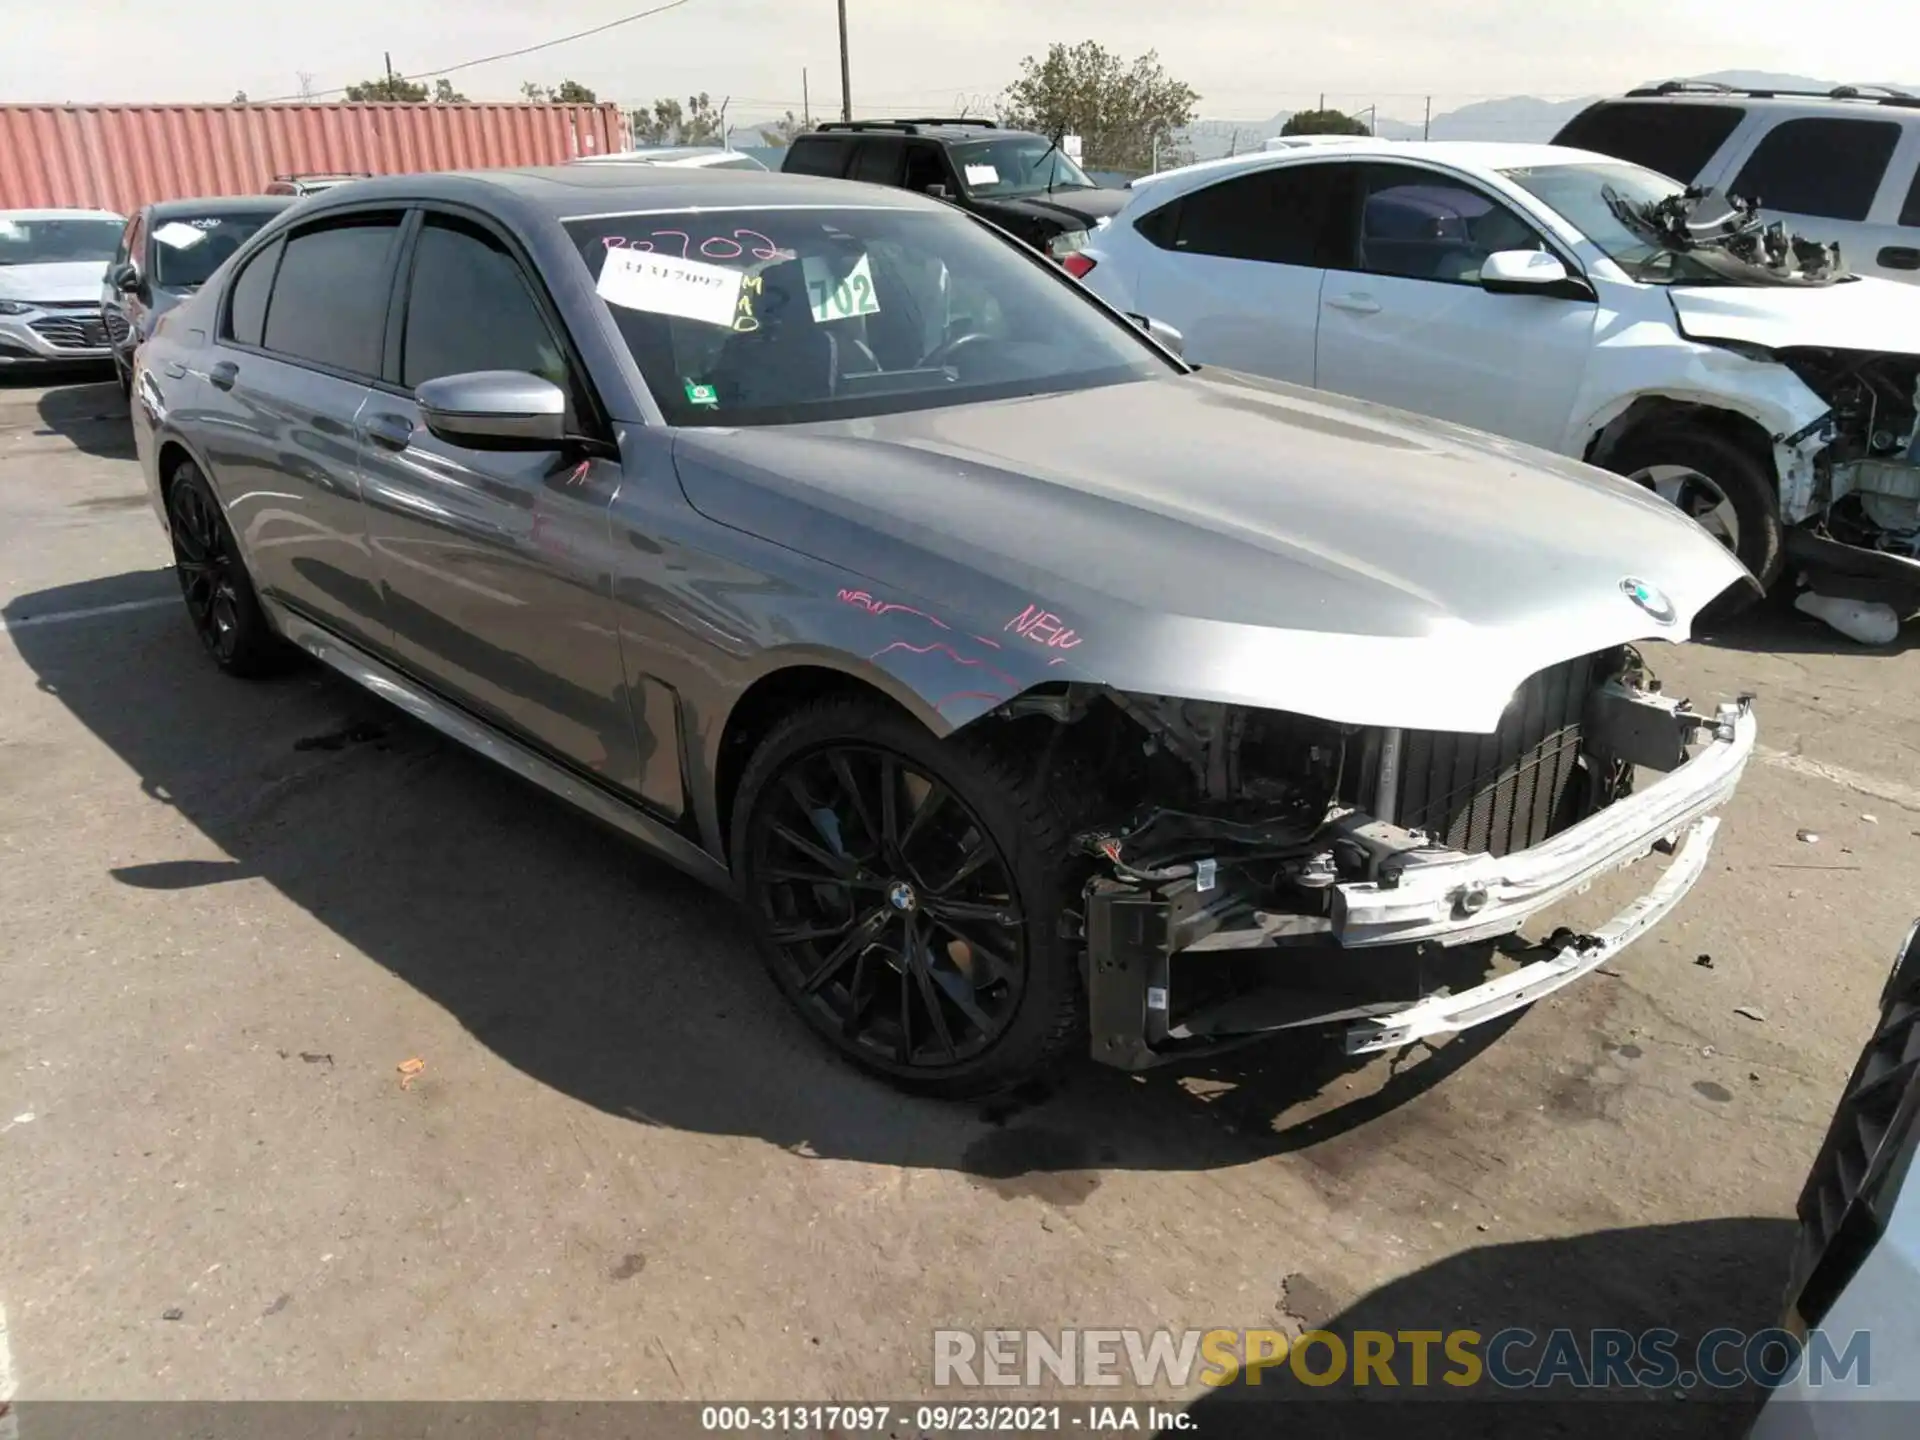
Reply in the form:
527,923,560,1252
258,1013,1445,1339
28,315,109,350
1784,926,1920,1327
1394,652,1600,857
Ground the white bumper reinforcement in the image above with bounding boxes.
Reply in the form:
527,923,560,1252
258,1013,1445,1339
1337,698,1756,1055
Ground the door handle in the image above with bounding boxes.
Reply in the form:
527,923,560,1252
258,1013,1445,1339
362,412,415,451
1878,246,1920,272
1326,293,1382,316
208,360,238,391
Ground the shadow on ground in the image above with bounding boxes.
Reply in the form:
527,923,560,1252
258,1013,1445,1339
28,374,133,457
1177,1215,1795,1438
10,573,1565,1185
1702,587,1920,659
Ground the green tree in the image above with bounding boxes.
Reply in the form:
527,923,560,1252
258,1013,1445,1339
758,110,809,147
631,93,723,145
1000,41,1198,171
521,79,598,103
345,74,430,102
232,90,249,103
1281,107,1370,136
432,78,467,104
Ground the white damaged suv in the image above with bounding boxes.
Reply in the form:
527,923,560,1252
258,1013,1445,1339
1070,141,1920,622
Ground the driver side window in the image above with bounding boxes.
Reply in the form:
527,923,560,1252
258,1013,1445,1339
1354,165,1545,285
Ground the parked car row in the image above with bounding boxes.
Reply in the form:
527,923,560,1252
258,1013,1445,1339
126,160,1755,1096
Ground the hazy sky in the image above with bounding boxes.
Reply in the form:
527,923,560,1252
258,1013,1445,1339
4,0,1909,125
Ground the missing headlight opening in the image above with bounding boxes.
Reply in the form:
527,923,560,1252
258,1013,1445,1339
984,648,1755,1070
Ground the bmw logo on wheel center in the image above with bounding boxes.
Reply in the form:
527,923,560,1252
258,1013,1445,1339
1619,576,1677,625
888,881,918,913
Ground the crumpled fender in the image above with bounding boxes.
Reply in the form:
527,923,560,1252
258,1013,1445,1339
1565,302,1833,524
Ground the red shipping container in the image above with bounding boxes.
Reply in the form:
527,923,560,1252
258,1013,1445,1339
0,102,630,215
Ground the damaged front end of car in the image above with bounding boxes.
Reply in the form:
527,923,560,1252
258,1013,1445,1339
1772,347,1920,602
979,648,1755,1070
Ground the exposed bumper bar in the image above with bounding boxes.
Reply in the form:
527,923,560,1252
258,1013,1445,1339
1343,814,1720,1055
1332,698,1756,950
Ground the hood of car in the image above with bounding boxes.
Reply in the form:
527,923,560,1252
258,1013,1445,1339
974,187,1130,230
0,261,109,304
672,370,1751,732
1668,275,1920,356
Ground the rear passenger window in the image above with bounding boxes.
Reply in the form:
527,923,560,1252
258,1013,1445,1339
1898,162,1920,228
1731,118,1902,222
224,237,281,348
784,138,847,177
849,140,906,186
401,218,568,390
1553,101,1745,181
1171,163,1354,266
261,215,402,375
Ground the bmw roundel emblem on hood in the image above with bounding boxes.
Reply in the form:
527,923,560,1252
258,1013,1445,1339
1620,576,1676,625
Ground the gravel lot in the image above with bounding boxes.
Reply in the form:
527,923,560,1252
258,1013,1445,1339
3,371,1917,1430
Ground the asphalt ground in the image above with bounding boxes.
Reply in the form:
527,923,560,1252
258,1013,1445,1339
3,369,1918,1435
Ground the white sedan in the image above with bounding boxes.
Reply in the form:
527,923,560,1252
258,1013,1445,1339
1071,140,1920,615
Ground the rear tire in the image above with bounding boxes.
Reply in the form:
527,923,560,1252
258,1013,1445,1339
165,458,285,678
731,698,1083,1099
1605,426,1783,615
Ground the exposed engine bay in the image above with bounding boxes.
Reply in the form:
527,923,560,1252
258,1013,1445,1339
987,649,1753,1067
1781,348,1920,563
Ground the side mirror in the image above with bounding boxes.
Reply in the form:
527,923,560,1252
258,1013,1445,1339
416,371,568,450
1128,313,1185,358
111,263,141,294
1479,249,1590,299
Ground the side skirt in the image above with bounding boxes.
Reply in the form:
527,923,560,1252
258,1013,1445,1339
264,599,732,893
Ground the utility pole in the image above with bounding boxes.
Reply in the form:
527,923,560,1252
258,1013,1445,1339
802,68,811,128
384,52,396,88
837,0,852,120
1423,95,1431,140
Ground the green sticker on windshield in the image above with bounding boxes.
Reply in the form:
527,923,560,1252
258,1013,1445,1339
685,381,719,409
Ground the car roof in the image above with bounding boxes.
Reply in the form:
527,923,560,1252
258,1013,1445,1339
1608,84,1920,116
805,122,1035,144
148,195,295,220
0,207,124,221
301,164,945,221
1130,139,1618,191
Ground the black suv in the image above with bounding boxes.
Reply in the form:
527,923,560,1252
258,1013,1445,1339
781,118,1126,254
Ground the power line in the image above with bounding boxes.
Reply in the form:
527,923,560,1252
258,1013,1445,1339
262,0,705,102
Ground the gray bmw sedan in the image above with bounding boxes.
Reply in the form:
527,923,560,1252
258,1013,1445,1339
132,165,1756,1097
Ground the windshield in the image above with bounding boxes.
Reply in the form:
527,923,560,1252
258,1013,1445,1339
150,212,278,289
565,206,1168,428
0,216,122,267
951,138,1094,198
1500,162,1735,284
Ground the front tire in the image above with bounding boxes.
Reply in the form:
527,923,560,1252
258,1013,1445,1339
1606,426,1784,613
731,698,1083,1099
166,459,284,677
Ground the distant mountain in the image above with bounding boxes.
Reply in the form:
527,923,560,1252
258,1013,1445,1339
1179,70,1920,164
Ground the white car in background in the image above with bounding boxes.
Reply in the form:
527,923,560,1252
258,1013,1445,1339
0,208,124,368
1070,141,1920,624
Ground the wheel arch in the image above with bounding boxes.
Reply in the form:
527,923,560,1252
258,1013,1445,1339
709,656,950,858
1582,393,1780,478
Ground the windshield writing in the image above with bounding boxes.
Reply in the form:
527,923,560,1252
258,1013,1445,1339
565,206,1166,427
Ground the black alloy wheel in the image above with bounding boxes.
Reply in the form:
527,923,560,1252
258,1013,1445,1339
166,460,281,677
734,699,1082,1097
